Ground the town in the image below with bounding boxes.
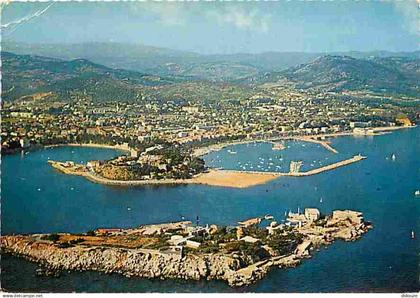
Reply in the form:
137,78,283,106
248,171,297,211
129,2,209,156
2,85,415,156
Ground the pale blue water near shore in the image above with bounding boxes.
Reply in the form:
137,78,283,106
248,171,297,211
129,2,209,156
1,128,419,292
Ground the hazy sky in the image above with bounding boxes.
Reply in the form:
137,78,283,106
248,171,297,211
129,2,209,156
1,1,418,54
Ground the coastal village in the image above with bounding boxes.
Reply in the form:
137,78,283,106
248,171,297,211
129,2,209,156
0,208,372,287
1,84,415,156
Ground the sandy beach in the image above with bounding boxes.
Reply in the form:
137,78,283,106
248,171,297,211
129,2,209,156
191,170,280,188
45,143,131,153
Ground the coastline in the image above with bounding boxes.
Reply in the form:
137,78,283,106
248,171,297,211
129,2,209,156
44,143,131,153
0,211,372,287
193,125,415,157
48,155,366,188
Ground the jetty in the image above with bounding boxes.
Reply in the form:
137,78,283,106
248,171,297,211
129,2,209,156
292,136,338,154
219,155,367,177
288,155,366,176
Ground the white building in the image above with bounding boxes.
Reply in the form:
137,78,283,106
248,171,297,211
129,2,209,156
304,208,321,222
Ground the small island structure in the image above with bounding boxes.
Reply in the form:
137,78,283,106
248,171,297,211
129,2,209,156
1,209,372,287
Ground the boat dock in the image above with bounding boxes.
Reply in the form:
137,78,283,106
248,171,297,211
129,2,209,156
281,136,338,154
288,155,366,176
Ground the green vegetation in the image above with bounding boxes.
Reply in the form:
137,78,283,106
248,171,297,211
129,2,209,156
41,233,60,242
86,230,96,236
224,241,270,262
266,230,303,255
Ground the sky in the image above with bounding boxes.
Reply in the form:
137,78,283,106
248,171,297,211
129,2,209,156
1,1,418,54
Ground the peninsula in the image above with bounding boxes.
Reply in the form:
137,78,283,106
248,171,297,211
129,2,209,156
1,209,372,287
48,154,366,188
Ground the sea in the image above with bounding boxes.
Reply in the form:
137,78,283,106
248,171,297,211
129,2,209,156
1,127,419,293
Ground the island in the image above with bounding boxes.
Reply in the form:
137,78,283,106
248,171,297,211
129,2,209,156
1,209,372,287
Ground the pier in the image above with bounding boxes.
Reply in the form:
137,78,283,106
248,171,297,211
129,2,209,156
287,155,366,176
292,136,338,154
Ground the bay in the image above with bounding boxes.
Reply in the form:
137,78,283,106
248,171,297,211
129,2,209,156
1,128,419,292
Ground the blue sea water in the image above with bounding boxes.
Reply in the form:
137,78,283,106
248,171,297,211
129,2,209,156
1,128,419,292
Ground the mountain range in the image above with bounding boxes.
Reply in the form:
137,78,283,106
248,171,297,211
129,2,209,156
1,43,419,103
3,42,419,82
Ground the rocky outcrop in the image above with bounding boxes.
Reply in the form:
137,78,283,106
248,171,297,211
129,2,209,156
1,211,372,287
1,236,304,287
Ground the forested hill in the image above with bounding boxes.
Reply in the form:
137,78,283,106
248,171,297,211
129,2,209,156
248,55,419,98
1,52,176,102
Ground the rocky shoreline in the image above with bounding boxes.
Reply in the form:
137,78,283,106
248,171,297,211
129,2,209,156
1,237,304,287
1,210,372,287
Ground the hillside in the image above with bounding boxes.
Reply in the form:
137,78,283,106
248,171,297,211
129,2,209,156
1,52,175,102
257,55,419,97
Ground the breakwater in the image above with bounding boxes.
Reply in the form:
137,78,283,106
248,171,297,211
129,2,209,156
218,155,366,177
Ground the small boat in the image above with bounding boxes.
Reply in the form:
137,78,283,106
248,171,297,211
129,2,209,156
391,154,396,161
127,207,131,211
320,197,323,203
414,190,420,196
37,188,41,191
411,230,415,239
70,187,74,191
264,214,274,220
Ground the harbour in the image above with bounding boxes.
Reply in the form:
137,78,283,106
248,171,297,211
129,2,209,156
1,126,419,292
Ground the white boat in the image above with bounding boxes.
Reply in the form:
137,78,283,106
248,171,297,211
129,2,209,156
414,190,420,196
411,230,415,239
320,197,323,203
391,154,396,161
127,207,131,211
